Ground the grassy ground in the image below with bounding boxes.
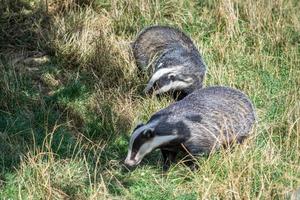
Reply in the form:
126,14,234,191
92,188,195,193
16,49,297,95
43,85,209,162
0,0,299,199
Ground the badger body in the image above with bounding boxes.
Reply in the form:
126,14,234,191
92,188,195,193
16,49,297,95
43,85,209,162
132,25,206,100
124,86,256,169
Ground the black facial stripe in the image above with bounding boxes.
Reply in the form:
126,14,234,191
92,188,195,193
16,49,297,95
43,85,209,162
130,133,150,159
167,73,190,83
152,73,172,90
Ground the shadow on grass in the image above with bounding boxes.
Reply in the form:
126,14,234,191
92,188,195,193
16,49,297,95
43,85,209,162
0,57,76,172
0,0,50,52
0,1,167,199
0,0,130,171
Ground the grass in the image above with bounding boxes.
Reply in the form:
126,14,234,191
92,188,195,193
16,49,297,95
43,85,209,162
0,0,299,199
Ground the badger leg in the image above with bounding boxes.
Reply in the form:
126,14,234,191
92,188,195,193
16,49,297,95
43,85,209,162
184,158,198,171
161,149,177,171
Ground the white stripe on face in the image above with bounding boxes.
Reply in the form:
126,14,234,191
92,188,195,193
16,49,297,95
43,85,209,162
134,135,178,164
144,65,185,93
154,78,194,95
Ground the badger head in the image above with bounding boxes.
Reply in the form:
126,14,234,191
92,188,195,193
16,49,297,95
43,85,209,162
124,120,178,167
143,65,198,98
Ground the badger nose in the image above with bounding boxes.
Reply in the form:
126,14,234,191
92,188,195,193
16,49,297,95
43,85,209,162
124,159,136,167
144,86,154,95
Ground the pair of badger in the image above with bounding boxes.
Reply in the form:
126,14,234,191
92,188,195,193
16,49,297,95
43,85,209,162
125,26,256,170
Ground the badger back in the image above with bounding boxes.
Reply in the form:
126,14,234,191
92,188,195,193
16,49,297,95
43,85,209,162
132,25,202,71
152,86,256,153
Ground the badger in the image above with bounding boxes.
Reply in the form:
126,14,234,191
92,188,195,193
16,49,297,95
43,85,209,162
124,86,256,170
132,25,206,100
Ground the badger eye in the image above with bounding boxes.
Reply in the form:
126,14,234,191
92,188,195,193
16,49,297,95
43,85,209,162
142,129,155,138
168,74,175,81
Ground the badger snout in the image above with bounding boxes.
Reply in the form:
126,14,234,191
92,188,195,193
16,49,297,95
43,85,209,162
144,86,154,95
144,81,159,95
124,158,139,167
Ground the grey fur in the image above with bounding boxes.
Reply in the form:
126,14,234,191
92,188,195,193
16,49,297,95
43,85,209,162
132,25,206,99
125,86,256,169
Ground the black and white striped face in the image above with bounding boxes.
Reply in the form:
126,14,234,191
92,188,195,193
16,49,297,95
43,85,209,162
144,65,195,96
124,120,178,167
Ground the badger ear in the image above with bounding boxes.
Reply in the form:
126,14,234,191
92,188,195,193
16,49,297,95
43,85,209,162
142,128,155,138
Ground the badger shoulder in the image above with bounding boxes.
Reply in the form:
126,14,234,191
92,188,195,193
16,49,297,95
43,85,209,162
185,86,255,111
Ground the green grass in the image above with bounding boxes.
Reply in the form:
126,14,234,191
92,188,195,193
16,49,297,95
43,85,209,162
0,0,299,199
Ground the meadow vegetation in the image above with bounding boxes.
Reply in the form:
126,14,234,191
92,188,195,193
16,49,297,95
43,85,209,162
0,0,299,199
